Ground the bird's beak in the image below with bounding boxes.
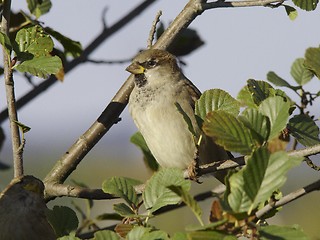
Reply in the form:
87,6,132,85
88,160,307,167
126,62,145,74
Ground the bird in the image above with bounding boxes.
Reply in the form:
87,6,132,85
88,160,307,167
127,49,230,181
0,175,56,240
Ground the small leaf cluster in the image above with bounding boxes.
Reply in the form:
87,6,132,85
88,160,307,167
0,2,82,80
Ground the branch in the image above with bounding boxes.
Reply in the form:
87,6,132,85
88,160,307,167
0,0,157,123
1,0,23,177
202,0,285,10
147,10,162,48
256,178,320,219
44,182,146,201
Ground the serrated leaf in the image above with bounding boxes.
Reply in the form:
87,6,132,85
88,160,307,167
260,225,309,240
251,152,302,212
172,232,188,240
227,170,251,213
15,55,62,78
46,206,79,238
228,151,302,213
259,96,290,140
102,177,140,207
292,0,318,11
58,236,81,240
188,231,237,240
45,27,82,58
93,230,120,240
266,71,299,90
127,226,151,240
243,147,270,213
143,168,190,213
0,32,12,55
168,185,203,225
113,203,135,217
195,89,240,120
141,230,170,240
130,132,158,171
304,47,320,78
239,108,270,144
288,114,320,146
27,0,52,18
247,79,274,105
237,86,257,108
284,4,298,20
15,25,53,57
203,110,254,155
290,58,314,85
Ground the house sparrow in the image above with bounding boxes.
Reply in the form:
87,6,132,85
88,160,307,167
0,176,56,240
127,49,229,181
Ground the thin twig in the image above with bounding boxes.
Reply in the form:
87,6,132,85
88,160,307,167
147,10,162,49
1,0,23,177
256,178,320,219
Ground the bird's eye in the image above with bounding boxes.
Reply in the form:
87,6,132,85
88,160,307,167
146,59,157,68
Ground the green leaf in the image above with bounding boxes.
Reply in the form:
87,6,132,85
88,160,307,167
227,151,303,213
260,225,309,240
237,85,257,108
227,170,251,213
288,114,320,146
27,0,52,18
58,236,81,240
143,168,190,213
15,55,62,78
292,0,318,11
127,226,151,240
168,185,203,225
15,25,53,57
239,108,270,144
243,147,270,213
175,102,196,136
141,230,170,240
46,206,79,238
304,47,320,78
195,89,240,120
130,132,158,171
259,96,290,140
93,230,121,240
102,177,140,207
12,120,31,133
172,232,188,240
45,27,82,58
291,58,314,85
203,110,254,155
266,71,299,90
283,4,298,20
187,231,237,240
247,79,274,105
0,32,12,55
113,203,135,217
250,152,302,212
